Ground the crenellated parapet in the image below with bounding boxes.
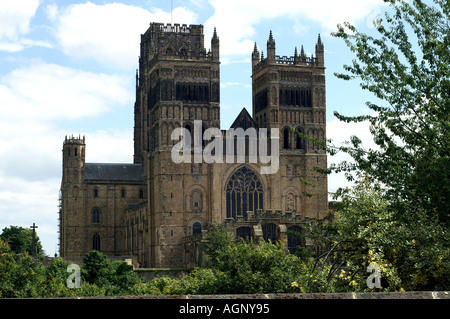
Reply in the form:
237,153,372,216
139,23,219,67
252,32,324,74
64,134,85,145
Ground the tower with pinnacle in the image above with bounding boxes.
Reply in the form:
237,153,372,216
251,31,328,219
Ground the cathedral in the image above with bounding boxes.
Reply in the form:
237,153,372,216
59,23,328,268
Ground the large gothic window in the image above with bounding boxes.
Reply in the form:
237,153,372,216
226,166,264,219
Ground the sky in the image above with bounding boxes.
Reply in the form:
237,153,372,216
0,0,389,256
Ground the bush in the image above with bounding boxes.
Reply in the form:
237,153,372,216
210,239,298,293
81,250,145,295
0,238,47,298
130,268,224,296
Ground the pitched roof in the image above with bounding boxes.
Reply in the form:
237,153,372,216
84,163,143,182
229,107,258,130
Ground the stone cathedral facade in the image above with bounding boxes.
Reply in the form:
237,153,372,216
59,23,328,268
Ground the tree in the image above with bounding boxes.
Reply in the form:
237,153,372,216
203,223,237,268
202,224,335,293
296,0,450,292
209,238,304,293
0,226,43,256
81,250,144,295
330,0,449,226
318,178,450,291
82,250,113,287
0,238,48,297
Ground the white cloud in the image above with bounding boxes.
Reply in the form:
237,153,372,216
0,62,131,121
0,0,40,40
204,0,385,58
84,129,134,164
326,115,377,196
293,20,310,35
49,2,199,69
0,61,133,183
45,3,58,21
0,41,24,52
0,39,52,52
0,173,59,220
220,81,242,88
0,0,42,52
0,169,61,255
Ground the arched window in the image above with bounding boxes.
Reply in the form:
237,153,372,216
236,227,252,241
92,208,100,224
288,226,303,254
262,223,276,243
295,127,304,150
93,233,101,251
283,127,290,149
192,222,202,235
226,166,263,219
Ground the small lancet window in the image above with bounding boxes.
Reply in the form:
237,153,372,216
93,233,100,251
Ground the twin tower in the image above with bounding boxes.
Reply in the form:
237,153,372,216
60,23,327,268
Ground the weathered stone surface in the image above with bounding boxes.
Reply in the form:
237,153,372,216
60,23,329,269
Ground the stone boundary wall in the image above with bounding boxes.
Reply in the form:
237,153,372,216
72,291,449,299
180,291,450,299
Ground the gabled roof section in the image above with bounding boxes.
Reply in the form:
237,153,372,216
229,107,258,130
84,163,143,182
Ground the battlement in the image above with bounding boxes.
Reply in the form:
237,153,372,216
140,22,219,65
64,134,85,145
252,33,324,73
148,22,204,35
254,54,319,72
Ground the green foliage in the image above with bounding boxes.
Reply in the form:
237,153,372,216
320,0,450,291
0,226,43,256
0,238,48,297
81,250,145,295
0,242,143,298
330,0,449,226
309,178,450,291
211,239,301,293
82,250,111,285
203,223,237,268
131,268,225,296
131,239,337,295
